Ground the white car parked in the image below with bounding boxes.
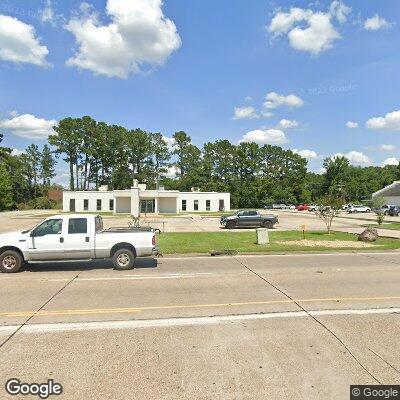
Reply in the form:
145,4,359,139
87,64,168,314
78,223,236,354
347,205,371,213
0,214,158,273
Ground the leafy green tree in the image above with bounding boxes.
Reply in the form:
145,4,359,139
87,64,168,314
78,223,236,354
0,162,13,210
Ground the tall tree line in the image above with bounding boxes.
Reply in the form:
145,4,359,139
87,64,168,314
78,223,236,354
1,115,400,211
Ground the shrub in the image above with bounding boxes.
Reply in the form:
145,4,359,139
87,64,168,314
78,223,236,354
28,197,61,210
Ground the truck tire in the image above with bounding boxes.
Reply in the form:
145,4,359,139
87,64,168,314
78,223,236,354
263,221,273,229
0,250,23,273
226,221,236,229
112,248,135,270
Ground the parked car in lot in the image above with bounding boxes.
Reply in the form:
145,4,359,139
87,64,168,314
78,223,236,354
342,203,353,210
308,204,320,212
296,204,309,211
375,205,396,215
0,214,158,273
220,210,278,229
347,205,371,213
387,206,400,216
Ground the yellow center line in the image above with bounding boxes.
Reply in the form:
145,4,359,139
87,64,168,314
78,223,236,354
1,296,400,318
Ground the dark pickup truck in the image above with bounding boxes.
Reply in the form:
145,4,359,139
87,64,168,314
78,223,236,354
220,210,278,229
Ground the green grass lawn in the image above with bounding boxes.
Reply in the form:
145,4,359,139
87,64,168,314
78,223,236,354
363,223,400,230
157,230,400,254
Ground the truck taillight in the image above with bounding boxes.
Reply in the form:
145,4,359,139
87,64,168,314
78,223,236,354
152,235,156,246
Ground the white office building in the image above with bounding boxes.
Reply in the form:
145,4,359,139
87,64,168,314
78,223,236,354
63,181,230,216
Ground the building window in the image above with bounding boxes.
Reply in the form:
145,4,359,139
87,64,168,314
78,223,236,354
109,199,114,211
206,200,210,211
182,200,187,211
194,200,199,211
97,199,102,211
68,218,88,234
84,199,89,211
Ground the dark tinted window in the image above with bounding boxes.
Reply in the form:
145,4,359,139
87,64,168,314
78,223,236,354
84,199,89,210
182,200,187,211
68,218,87,234
109,199,114,211
34,219,63,237
206,200,210,211
97,199,102,211
194,200,199,211
248,211,257,216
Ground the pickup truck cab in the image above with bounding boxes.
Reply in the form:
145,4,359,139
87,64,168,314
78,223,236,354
220,210,278,229
0,214,158,273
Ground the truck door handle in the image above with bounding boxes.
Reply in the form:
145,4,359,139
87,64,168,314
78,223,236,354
85,237,90,242
60,237,64,243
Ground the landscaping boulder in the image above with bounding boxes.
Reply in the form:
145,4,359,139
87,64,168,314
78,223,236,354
358,227,378,242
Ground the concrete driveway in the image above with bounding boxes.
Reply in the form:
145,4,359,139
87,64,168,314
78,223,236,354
0,253,399,399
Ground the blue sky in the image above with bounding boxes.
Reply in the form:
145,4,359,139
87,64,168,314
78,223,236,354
1,0,400,182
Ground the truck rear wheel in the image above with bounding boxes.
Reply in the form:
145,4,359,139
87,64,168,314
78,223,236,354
0,250,23,273
112,248,135,270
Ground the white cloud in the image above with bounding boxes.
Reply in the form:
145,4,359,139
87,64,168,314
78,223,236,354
261,110,274,118
381,157,398,167
364,15,390,31
379,144,395,151
164,166,180,179
277,119,298,129
40,0,55,25
267,2,350,55
162,136,175,150
0,113,57,139
263,92,304,109
65,0,181,78
11,148,25,156
292,149,319,159
332,150,370,165
0,15,49,66
240,129,288,145
346,121,358,128
366,110,400,131
233,106,258,120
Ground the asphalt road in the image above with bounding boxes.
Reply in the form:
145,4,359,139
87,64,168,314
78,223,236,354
1,253,400,399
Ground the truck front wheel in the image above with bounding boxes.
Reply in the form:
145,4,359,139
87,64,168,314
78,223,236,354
112,248,135,270
0,250,23,273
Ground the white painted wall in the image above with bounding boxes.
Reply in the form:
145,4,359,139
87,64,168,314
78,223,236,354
178,192,230,212
63,189,231,214
63,191,114,213
159,197,178,213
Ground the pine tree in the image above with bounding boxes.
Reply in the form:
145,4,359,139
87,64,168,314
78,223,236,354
40,144,56,186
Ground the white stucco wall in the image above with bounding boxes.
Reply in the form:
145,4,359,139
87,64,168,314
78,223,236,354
178,192,230,212
63,189,231,214
159,197,178,213
63,191,115,213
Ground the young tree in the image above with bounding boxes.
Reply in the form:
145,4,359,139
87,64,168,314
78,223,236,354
315,195,343,234
0,162,13,210
371,196,386,226
40,144,56,186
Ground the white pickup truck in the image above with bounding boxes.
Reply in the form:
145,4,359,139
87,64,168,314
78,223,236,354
0,214,158,273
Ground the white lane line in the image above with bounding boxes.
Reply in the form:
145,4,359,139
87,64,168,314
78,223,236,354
46,272,219,282
164,252,400,260
1,307,399,334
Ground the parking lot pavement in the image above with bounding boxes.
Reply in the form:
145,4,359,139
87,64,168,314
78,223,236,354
0,253,400,399
0,209,379,234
